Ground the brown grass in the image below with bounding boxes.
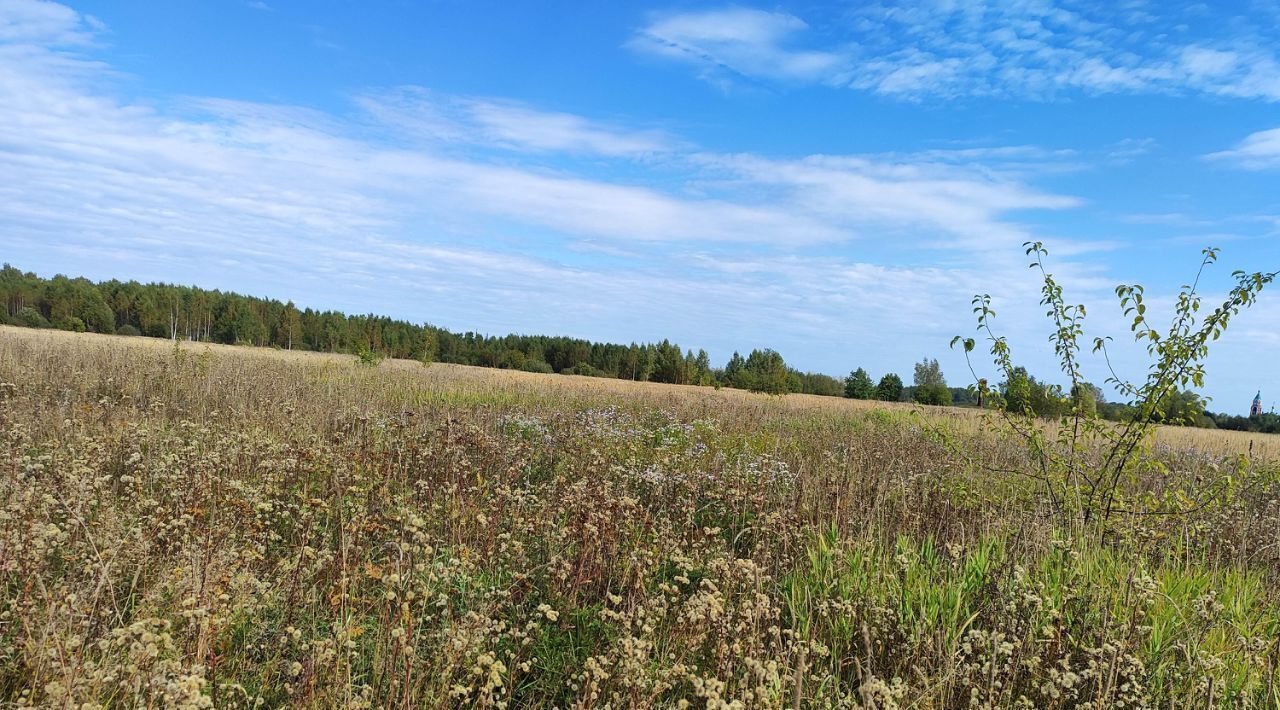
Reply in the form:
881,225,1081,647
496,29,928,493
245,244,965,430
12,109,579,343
7,325,1271,457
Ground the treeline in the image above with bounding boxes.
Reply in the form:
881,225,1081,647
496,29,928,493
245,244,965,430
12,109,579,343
0,264,859,395
1205,411,1280,434
840,358,1231,429
1,264,1249,422
996,367,1221,428
966,366,1223,429
841,359,972,407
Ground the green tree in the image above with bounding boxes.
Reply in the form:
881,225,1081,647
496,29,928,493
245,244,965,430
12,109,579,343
723,352,746,388
795,371,843,396
913,357,951,405
55,315,86,332
844,368,875,399
418,327,439,365
693,349,713,386
742,349,789,394
876,373,903,402
1002,366,1034,415
0,265,40,318
1154,388,1206,425
1000,367,1072,418
1071,382,1103,417
280,301,302,350
651,340,687,384
1030,381,1069,419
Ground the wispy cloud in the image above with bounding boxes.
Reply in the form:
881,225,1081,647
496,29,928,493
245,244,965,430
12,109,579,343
464,100,676,156
1120,212,1213,227
690,152,1079,249
632,2,1280,101
626,8,847,88
304,24,341,51
1206,127,1280,169
356,87,679,157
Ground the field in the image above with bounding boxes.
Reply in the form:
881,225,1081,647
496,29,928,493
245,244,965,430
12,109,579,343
1,325,1279,708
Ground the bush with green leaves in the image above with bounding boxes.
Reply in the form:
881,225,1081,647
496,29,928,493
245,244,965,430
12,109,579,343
954,244,1276,526
913,383,951,406
520,359,554,374
354,345,385,367
16,307,47,328
54,316,86,333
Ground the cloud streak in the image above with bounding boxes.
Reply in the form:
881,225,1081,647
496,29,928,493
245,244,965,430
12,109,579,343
356,87,680,157
631,2,1280,101
1206,127,1280,170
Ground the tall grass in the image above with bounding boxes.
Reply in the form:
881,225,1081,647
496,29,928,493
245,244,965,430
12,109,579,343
0,326,1277,707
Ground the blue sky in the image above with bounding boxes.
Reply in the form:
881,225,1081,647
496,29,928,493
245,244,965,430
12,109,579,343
2,0,1278,411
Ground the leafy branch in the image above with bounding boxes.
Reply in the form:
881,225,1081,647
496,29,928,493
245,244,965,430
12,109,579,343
952,245,1276,528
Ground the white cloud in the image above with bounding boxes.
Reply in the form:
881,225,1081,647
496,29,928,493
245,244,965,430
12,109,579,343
355,87,678,157
627,7,846,86
0,0,95,45
1179,46,1238,79
1206,127,1280,169
633,2,1280,101
691,153,1079,249
463,100,675,156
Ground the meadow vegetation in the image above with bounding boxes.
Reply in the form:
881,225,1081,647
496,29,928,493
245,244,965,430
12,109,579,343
1,326,1279,708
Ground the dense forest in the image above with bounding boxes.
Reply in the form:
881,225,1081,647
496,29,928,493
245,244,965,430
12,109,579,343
0,264,1257,427
0,264,856,396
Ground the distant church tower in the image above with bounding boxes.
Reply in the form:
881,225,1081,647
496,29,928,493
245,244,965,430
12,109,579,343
1251,391,1263,417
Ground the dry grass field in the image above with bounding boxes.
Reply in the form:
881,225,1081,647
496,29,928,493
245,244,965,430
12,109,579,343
1,325,1279,708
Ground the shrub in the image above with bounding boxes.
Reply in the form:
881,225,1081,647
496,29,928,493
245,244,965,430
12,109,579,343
913,383,951,406
55,316,86,333
564,362,608,377
354,346,384,367
954,243,1276,526
16,307,48,328
521,359,554,374
116,324,141,337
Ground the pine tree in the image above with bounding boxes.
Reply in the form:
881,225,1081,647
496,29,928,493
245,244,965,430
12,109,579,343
844,367,875,399
694,349,712,386
723,352,746,388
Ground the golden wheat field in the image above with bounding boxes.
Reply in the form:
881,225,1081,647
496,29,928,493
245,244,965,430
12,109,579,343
1,325,1279,708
